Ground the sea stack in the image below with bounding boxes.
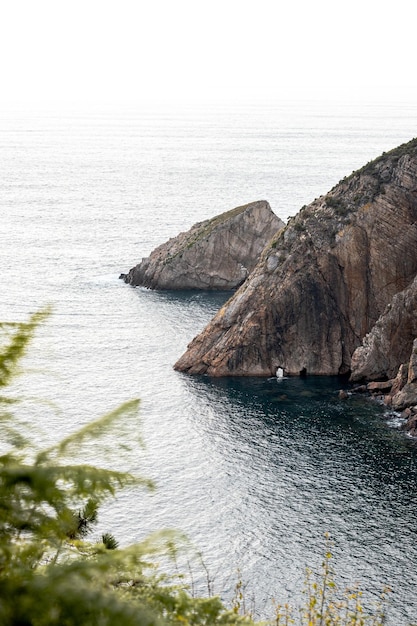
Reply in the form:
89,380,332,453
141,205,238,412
174,138,417,377
123,200,283,290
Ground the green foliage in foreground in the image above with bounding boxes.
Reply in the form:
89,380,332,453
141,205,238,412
272,545,390,625
0,310,392,625
0,310,249,625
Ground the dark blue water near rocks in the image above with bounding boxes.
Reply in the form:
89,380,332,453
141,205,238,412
1,102,417,623
182,373,417,620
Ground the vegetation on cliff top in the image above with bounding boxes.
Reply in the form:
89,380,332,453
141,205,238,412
164,200,271,265
268,137,417,258
344,136,417,181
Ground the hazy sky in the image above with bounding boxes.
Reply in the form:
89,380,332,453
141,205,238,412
1,0,416,107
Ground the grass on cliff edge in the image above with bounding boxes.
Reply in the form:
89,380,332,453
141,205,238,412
345,136,417,181
164,201,267,263
0,309,397,625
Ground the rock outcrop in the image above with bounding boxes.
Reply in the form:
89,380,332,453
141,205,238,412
350,275,417,382
391,339,417,410
355,339,417,437
123,201,283,290
174,138,417,377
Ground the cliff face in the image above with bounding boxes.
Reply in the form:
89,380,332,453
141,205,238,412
390,339,417,411
174,139,417,377
349,275,417,430
350,275,417,382
123,201,283,290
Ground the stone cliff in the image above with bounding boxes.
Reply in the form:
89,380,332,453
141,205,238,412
174,138,417,378
350,275,417,430
123,200,283,290
350,275,417,382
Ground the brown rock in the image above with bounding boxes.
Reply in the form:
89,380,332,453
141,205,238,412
175,139,417,376
367,380,393,393
350,277,417,382
391,340,417,410
123,200,283,290
407,338,417,383
390,364,409,397
392,384,417,410
382,364,408,407
402,411,417,437
352,385,368,393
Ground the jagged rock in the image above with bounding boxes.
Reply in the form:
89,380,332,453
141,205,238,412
175,138,417,376
402,412,417,437
408,338,417,384
390,364,409,396
123,201,283,290
350,275,417,381
391,339,417,410
393,386,417,409
352,385,368,393
383,364,409,406
361,341,417,437
367,380,393,393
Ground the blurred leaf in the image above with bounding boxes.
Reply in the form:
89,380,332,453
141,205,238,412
38,399,142,462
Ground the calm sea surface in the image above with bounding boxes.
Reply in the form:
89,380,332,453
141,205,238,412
1,100,417,622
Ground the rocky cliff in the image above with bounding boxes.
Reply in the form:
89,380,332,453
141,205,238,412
350,275,417,382
350,275,417,431
174,138,417,377
123,200,283,290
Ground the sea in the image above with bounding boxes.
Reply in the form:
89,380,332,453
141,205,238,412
1,99,417,623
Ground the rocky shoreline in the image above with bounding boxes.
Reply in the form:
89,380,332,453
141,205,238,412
348,338,417,438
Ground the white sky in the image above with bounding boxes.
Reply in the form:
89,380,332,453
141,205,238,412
1,0,416,107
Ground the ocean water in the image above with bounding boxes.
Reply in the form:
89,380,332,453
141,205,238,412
1,100,417,623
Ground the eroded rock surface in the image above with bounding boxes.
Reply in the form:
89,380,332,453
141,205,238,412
391,339,417,410
175,138,417,376
123,201,283,290
350,275,417,382
358,339,417,436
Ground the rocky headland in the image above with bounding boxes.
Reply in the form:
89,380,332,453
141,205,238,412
174,138,417,433
122,200,283,290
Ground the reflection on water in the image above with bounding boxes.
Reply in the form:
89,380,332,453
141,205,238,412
179,375,417,622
